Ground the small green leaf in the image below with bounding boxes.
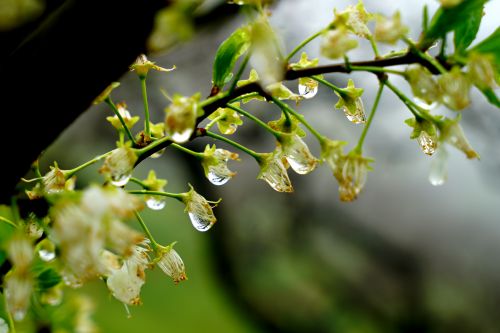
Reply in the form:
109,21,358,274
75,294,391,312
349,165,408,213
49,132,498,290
479,87,500,107
212,27,250,89
422,0,488,48
454,4,483,53
472,27,500,69
36,268,62,291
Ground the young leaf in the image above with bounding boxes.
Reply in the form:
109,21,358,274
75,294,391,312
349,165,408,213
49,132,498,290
212,26,250,89
36,268,62,291
472,27,500,69
421,0,488,49
454,4,483,54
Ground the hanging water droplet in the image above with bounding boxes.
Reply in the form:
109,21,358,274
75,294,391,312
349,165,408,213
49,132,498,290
170,129,192,143
417,131,437,156
429,148,448,186
413,97,438,110
146,196,166,210
207,168,231,186
38,239,56,262
110,173,131,187
298,83,318,99
39,249,56,262
151,148,166,159
62,271,83,288
188,212,215,232
342,98,366,124
13,309,27,322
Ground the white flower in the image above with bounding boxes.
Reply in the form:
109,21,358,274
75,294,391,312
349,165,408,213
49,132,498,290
257,147,293,193
201,145,239,186
182,185,218,232
280,134,318,175
5,270,33,321
157,244,187,284
99,147,138,187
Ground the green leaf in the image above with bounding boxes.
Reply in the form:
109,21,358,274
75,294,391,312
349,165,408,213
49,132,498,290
212,27,250,89
454,4,483,54
472,27,500,69
479,87,500,107
422,0,488,47
36,268,62,291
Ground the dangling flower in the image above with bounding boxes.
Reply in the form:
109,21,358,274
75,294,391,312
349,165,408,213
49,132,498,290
279,134,318,175
374,11,408,44
320,28,358,59
130,54,175,77
106,262,145,306
93,82,120,105
106,102,140,130
99,146,138,187
438,67,471,111
467,52,497,90
182,185,219,232
405,64,441,107
25,163,76,199
320,138,346,174
257,147,293,193
332,0,372,38
200,145,239,186
334,79,366,124
439,117,479,159
4,270,33,321
157,243,187,284
404,117,439,156
334,151,373,202
164,93,202,143
208,103,243,135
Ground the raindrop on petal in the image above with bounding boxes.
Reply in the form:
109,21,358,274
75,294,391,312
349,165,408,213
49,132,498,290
110,173,131,187
342,98,366,124
298,83,318,99
188,212,215,232
207,169,231,186
417,131,437,156
39,249,56,262
150,148,166,159
170,129,193,144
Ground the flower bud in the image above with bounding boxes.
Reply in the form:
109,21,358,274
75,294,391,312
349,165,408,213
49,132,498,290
438,67,471,111
130,54,175,77
164,94,201,143
334,152,373,202
93,82,120,105
201,145,239,186
279,134,318,175
99,146,138,187
332,0,372,38
405,64,441,107
257,147,293,193
182,185,218,232
440,118,479,159
320,28,358,59
335,79,366,124
374,11,408,44
157,243,187,284
404,117,439,156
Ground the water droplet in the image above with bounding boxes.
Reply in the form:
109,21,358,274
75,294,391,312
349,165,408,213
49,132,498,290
417,131,437,156
146,196,166,210
62,272,83,288
207,169,231,186
188,212,214,232
41,287,63,306
13,309,27,322
298,83,318,99
39,249,56,262
429,148,448,186
342,98,366,124
170,129,193,144
413,97,438,110
110,173,131,187
151,148,166,159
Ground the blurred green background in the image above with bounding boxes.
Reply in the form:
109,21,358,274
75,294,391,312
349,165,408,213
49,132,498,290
18,0,500,332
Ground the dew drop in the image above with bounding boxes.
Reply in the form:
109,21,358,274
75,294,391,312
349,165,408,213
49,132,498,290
146,196,166,210
13,309,27,322
207,169,231,186
150,148,166,159
170,129,193,144
298,83,318,99
110,173,131,187
413,97,438,110
188,212,214,232
429,148,448,186
39,249,56,262
342,98,366,124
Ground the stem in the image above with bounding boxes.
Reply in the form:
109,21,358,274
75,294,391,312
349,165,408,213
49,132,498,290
355,82,384,153
64,151,112,178
204,130,261,161
286,28,326,62
205,114,223,131
384,80,427,120
140,76,151,137
229,92,262,103
129,190,184,201
171,143,204,158
226,103,281,139
134,211,159,251
129,177,150,189
368,35,381,58
105,98,136,144
404,37,447,74
135,136,171,158
270,97,325,144
0,216,17,228
312,76,345,94
350,66,405,76
229,51,251,94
